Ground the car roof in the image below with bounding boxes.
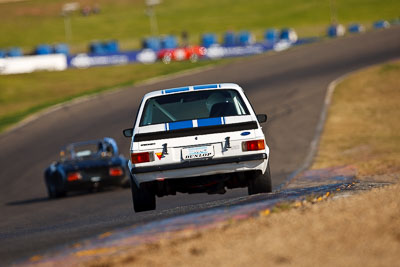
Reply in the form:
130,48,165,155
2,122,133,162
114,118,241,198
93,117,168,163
62,138,113,150
143,83,243,100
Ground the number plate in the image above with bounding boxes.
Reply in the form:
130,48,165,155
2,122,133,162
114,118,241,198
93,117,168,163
91,176,101,182
182,146,214,160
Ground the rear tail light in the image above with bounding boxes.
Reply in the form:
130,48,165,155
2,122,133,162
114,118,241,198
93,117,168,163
242,139,265,151
109,167,124,176
131,152,154,164
67,172,82,182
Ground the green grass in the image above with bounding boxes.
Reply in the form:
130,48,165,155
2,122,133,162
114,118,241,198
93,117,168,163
0,0,399,133
312,60,400,178
0,0,399,52
0,58,232,132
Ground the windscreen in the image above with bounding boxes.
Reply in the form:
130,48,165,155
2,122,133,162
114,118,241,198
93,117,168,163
62,141,115,160
140,89,250,126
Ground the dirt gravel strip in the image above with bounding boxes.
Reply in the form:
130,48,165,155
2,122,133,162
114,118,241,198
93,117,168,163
82,182,400,267
21,167,359,267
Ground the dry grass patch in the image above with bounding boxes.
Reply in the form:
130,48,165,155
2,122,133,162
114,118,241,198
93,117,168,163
84,184,400,267
312,61,400,181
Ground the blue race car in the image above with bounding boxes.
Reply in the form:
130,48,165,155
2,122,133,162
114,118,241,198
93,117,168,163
44,137,128,198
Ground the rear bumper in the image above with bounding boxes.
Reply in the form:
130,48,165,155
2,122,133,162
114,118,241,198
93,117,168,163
131,153,268,185
66,175,124,191
132,153,266,173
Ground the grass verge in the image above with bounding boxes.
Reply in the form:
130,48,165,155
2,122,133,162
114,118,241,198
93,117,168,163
1,0,399,133
0,58,231,133
1,0,399,51
312,60,400,181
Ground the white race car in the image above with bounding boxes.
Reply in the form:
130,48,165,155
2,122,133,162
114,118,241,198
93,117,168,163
123,83,271,212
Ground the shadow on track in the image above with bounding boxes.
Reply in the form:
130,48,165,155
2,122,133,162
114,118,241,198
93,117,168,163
6,197,50,206
6,187,128,206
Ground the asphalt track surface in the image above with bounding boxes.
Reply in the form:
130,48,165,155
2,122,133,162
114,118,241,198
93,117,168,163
0,27,399,265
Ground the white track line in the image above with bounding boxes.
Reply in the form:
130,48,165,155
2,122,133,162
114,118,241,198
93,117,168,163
276,74,350,190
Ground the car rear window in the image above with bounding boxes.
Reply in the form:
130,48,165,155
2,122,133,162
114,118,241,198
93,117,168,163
62,141,115,160
140,89,250,126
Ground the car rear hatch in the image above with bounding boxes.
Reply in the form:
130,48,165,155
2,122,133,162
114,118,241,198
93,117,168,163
65,158,121,181
132,116,265,167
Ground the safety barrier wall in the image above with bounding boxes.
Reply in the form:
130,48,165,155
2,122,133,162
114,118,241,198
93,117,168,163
0,38,318,73
205,37,318,59
0,54,67,75
1,21,394,74
206,43,269,59
67,49,157,68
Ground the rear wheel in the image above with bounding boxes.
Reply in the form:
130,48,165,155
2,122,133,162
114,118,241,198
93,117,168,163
162,54,172,64
130,176,156,212
46,174,66,198
120,175,131,188
248,163,272,195
120,162,131,188
189,53,198,63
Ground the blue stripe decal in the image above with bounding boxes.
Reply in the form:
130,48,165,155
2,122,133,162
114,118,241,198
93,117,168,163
222,117,226,124
193,84,219,90
164,123,167,131
168,120,193,130
165,87,190,94
197,117,223,127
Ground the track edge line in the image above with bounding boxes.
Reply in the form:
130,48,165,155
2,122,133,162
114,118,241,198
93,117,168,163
275,72,352,191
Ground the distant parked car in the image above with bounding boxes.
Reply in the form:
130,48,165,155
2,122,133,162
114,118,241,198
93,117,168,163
44,138,128,198
157,45,206,64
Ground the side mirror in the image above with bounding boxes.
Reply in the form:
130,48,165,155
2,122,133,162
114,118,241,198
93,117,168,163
123,128,133,137
256,114,267,123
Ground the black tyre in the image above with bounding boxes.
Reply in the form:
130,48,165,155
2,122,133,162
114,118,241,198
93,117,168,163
130,176,156,212
46,174,67,199
189,53,198,63
162,54,172,64
120,175,131,188
120,162,131,188
248,163,272,195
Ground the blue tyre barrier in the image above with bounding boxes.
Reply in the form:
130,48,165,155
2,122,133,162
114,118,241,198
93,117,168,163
0,50,5,58
104,40,119,53
201,33,218,48
348,23,364,34
327,24,345,37
35,44,52,55
264,29,279,43
373,20,390,29
88,40,119,54
89,41,106,54
54,43,69,55
162,35,178,49
237,31,253,46
142,37,161,51
223,32,236,47
280,28,298,42
7,47,23,57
